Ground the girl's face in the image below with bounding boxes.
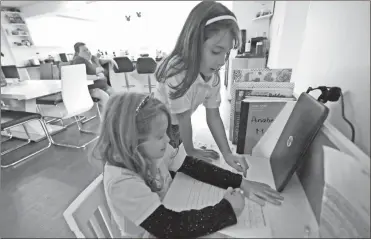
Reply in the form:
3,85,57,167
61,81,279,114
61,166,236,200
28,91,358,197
140,112,170,160
200,29,234,77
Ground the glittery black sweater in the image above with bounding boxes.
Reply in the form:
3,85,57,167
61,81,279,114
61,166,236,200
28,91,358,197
140,156,243,238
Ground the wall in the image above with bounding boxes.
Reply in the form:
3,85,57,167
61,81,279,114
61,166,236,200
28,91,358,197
291,1,370,156
268,1,310,69
232,1,273,40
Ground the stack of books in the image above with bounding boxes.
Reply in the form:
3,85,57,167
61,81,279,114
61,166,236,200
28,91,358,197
229,68,296,154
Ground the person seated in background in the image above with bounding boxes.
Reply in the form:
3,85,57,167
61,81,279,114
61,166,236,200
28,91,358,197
72,42,118,108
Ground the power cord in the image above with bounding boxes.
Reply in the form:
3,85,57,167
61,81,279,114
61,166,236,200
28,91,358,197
339,90,355,142
306,86,355,143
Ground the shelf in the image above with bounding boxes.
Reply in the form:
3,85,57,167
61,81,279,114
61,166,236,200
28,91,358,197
252,14,273,21
2,23,26,26
1,11,22,14
8,35,30,37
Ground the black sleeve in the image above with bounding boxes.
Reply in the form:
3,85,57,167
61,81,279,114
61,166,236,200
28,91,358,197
140,198,237,238
177,156,243,189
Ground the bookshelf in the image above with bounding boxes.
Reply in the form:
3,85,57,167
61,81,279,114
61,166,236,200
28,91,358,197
1,9,34,49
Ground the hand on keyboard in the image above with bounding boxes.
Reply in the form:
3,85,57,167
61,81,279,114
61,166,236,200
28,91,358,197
223,187,245,217
240,180,284,206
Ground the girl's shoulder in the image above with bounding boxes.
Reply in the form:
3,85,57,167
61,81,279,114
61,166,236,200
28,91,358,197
103,163,144,188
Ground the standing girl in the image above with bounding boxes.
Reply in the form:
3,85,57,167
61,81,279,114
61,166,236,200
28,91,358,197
155,1,248,176
91,92,283,238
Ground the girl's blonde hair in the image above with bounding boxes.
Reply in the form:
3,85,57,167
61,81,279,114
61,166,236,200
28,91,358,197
155,1,241,100
90,92,171,185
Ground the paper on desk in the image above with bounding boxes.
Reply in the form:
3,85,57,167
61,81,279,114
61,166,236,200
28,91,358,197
219,226,272,239
319,146,370,238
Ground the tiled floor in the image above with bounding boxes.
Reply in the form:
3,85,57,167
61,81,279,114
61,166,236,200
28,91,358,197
1,78,233,238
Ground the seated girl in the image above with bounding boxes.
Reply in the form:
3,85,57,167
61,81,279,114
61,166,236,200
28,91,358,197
91,92,283,238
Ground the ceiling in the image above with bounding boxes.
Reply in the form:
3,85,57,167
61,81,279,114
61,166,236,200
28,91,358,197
1,1,39,8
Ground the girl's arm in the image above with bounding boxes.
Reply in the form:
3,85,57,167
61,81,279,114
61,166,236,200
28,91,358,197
140,199,237,238
107,173,237,238
176,110,196,154
177,155,242,189
206,107,232,155
206,107,248,176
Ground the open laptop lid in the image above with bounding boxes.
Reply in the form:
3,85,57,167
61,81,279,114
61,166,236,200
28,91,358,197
270,92,329,192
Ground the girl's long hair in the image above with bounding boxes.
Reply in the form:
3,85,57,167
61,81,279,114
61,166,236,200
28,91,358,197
90,92,171,188
155,1,241,100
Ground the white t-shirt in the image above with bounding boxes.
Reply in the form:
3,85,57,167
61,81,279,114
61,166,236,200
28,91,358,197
103,144,187,238
154,70,222,125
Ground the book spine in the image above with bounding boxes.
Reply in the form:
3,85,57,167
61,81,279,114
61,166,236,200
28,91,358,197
242,88,293,98
236,101,250,154
230,88,293,144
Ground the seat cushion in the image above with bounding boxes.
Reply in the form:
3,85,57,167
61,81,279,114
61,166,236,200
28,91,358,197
136,57,157,74
36,93,63,105
1,110,41,130
113,57,135,73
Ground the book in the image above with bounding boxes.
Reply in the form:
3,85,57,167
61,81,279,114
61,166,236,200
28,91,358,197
233,68,293,83
236,98,296,154
229,82,295,144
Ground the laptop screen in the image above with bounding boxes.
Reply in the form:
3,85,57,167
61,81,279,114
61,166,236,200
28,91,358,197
1,65,20,79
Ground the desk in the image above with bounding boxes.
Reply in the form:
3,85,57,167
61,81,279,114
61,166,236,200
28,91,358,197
163,126,318,238
1,79,94,141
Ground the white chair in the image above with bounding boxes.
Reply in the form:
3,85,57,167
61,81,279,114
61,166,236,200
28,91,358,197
37,64,99,149
63,174,121,238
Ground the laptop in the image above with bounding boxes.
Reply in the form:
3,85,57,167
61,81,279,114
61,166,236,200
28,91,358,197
269,92,329,192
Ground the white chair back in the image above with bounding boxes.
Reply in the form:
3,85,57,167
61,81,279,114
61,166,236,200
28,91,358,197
61,64,94,119
63,174,121,238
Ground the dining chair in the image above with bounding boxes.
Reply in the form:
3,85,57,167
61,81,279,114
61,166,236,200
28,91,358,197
63,174,121,238
38,64,99,149
1,109,52,168
36,62,101,127
136,57,157,93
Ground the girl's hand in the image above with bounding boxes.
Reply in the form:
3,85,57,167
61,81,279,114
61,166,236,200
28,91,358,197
240,179,284,206
223,187,245,217
188,148,219,162
223,153,249,177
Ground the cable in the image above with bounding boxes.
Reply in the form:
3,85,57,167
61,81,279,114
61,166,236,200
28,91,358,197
339,91,355,142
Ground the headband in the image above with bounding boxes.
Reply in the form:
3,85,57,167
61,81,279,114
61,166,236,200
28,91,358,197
205,15,237,26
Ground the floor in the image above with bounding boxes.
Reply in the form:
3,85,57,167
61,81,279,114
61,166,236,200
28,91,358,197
0,75,232,238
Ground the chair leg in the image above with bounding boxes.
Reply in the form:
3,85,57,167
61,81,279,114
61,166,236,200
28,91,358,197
49,116,98,149
1,124,31,155
81,102,101,123
1,129,13,143
81,114,97,124
36,104,85,128
1,119,52,169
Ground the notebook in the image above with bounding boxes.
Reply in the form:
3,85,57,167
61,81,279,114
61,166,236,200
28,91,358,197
270,92,329,192
165,172,273,238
